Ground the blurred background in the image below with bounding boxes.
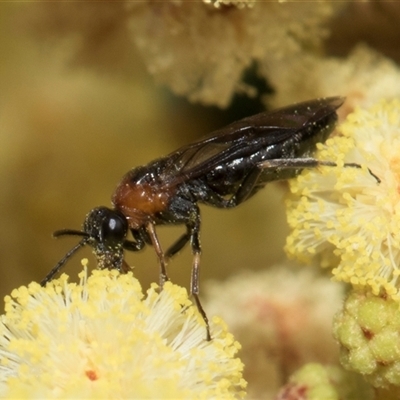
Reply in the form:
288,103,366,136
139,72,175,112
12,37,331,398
1,2,400,305
0,2,281,302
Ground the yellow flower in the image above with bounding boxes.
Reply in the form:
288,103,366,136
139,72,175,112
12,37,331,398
0,262,246,399
286,99,400,302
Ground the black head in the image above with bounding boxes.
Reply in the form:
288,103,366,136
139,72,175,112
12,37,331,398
40,207,129,286
83,207,129,252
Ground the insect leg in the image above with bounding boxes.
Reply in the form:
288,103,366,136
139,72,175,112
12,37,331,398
165,228,191,260
259,158,380,183
123,229,146,252
260,157,333,169
120,259,132,274
120,234,147,273
219,158,340,209
187,207,211,340
146,222,169,288
214,157,379,210
226,167,263,207
194,172,263,209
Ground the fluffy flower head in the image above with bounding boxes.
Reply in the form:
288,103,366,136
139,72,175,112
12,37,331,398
205,265,342,398
0,262,245,399
127,1,342,107
286,99,400,301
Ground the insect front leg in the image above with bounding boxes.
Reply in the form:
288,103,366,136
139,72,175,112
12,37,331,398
146,222,169,288
122,231,147,273
124,228,147,252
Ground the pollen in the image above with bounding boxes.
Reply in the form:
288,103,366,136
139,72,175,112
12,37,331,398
0,263,246,399
285,100,400,302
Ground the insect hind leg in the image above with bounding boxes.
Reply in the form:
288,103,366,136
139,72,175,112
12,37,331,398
224,167,263,208
223,157,380,209
203,167,270,209
259,158,380,183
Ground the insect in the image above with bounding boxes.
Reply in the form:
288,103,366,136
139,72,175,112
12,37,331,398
41,96,347,339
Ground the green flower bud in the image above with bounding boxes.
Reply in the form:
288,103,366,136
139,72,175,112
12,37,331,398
333,289,400,389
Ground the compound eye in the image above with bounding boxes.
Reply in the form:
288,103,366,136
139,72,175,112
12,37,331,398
100,211,128,246
84,207,129,248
